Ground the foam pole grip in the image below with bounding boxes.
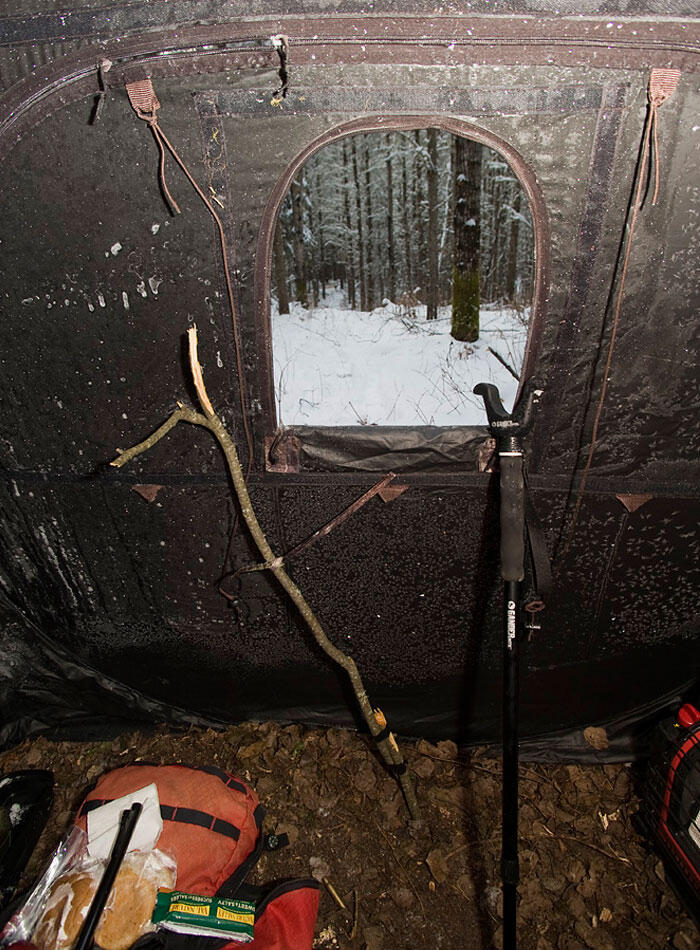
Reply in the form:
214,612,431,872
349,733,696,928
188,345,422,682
499,455,525,582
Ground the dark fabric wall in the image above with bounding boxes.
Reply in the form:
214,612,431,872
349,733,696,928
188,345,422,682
0,4,697,750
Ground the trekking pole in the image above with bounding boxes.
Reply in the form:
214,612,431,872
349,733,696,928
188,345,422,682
73,802,142,950
473,378,540,950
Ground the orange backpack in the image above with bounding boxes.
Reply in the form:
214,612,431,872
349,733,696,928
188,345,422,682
76,763,319,950
77,764,264,897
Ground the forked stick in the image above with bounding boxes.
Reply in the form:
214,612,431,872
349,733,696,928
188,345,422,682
111,326,420,820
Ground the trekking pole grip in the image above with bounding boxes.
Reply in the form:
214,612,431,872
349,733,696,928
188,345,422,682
473,379,542,582
473,378,540,445
498,455,525,582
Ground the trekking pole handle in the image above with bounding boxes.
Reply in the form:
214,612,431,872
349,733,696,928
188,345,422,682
474,379,542,582
473,378,541,451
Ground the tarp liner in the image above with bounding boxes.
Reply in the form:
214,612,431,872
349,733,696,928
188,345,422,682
295,426,489,473
0,2,697,753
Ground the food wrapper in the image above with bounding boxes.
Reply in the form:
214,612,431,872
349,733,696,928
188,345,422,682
1,828,176,950
1,826,87,945
152,890,256,943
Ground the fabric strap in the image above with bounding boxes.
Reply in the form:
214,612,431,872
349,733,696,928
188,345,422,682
78,797,264,842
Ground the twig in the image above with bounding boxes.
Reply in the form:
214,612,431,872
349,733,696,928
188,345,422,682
528,831,631,864
445,833,501,861
188,325,215,416
348,401,368,425
350,889,359,940
112,406,206,468
237,471,397,575
373,820,425,916
414,750,557,789
487,345,519,380
111,327,420,821
322,877,347,912
445,842,469,862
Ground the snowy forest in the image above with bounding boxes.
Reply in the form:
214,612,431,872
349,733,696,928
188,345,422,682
271,129,535,427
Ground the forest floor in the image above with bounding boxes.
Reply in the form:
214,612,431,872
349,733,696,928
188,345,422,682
1,722,698,950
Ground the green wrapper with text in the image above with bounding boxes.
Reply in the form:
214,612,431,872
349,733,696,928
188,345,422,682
152,889,255,942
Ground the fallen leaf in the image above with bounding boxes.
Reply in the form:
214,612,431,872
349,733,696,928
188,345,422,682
416,739,439,758
362,925,385,950
390,886,413,909
672,931,697,949
309,856,331,881
411,757,435,779
237,740,265,760
583,727,610,751
436,740,458,760
565,859,587,884
426,846,449,883
353,762,376,794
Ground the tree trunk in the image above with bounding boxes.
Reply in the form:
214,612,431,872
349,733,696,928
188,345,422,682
414,131,425,298
343,140,356,310
306,170,319,309
363,141,376,309
506,188,521,305
401,152,412,295
272,221,289,314
315,166,327,301
290,174,308,307
351,138,367,311
451,137,481,342
386,134,396,302
438,136,455,303
426,128,439,321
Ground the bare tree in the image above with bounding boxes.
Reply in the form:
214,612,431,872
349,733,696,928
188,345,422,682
426,128,439,320
343,140,357,309
451,137,482,342
385,133,396,302
351,138,368,311
272,221,289,314
273,130,533,324
290,174,308,307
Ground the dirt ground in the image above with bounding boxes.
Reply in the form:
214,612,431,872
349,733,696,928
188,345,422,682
1,722,698,950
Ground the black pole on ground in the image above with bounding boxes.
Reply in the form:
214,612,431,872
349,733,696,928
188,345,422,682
73,802,143,950
473,379,540,950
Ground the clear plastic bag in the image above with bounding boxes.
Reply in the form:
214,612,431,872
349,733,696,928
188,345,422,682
1,826,87,945
1,829,176,950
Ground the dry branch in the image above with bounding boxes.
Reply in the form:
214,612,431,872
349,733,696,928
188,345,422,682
111,327,420,821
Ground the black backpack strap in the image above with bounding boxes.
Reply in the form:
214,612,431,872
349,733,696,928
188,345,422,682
216,809,285,900
78,800,264,845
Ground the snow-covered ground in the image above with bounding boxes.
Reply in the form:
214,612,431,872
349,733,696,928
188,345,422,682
271,285,529,427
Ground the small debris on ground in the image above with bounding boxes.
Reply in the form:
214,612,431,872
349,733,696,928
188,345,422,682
1,723,697,949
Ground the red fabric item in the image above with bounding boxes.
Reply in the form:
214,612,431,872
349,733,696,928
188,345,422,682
76,764,261,896
223,885,320,950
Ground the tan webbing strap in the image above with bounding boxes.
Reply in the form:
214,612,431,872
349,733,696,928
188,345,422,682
219,471,400,597
123,77,255,474
125,78,160,120
648,68,681,205
125,78,181,214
